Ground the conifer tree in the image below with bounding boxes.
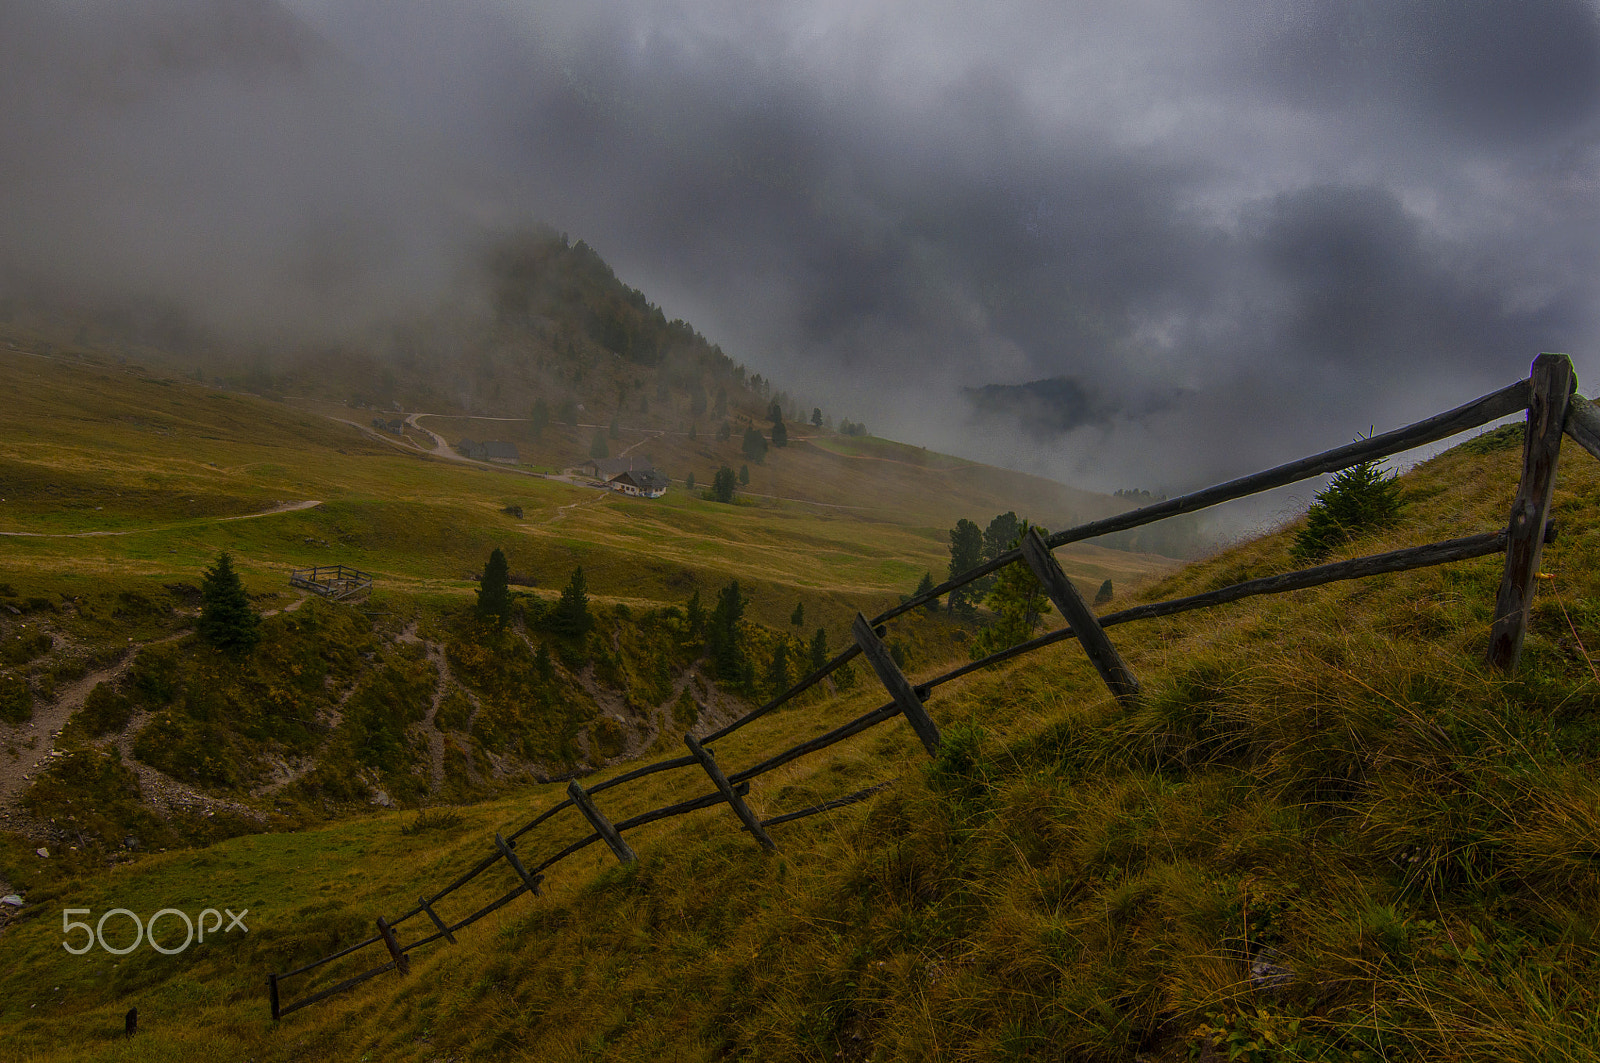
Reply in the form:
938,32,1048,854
946,519,984,616
790,602,805,627
551,566,593,638
476,547,513,625
198,552,259,655
712,466,738,503
970,523,1052,659
810,627,828,671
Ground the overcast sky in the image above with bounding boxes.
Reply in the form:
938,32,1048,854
5,0,1598,499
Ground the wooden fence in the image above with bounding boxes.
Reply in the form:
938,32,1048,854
267,353,1595,1020
289,564,374,603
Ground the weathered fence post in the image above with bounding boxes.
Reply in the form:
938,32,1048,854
1488,353,1574,671
418,897,457,944
567,780,638,864
267,973,281,1021
495,833,544,895
852,613,942,757
1020,528,1142,707
684,734,776,851
375,916,410,975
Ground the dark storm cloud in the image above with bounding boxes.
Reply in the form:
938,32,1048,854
1244,0,1600,145
7,0,1599,497
0,0,487,339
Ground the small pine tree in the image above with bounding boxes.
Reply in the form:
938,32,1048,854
198,552,259,655
742,427,768,464
686,589,705,635
1094,579,1114,604
534,640,555,683
589,427,609,459
970,523,1053,659
771,420,788,447
811,407,822,427
1291,459,1405,563
915,571,939,613
551,567,593,638
739,464,750,485
708,580,748,684
712,466,738,503
810,627,828,671
766,641,791,694
791,602,805,627
685,471,696,491
476,547,513,625
530,398,549,441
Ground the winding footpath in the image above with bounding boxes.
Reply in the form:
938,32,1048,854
0,500,323,539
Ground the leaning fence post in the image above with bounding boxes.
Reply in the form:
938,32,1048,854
375,916,410,975
851,613,941,757
494,833,545,895
418,897,457,945
684,734,776,851
567,780,637,864
1020,528,1142,707
267,973,281,1021
1488,353,1574,671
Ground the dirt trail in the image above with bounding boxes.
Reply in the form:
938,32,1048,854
0,654,135,812
396,622,484,792
102,711,266,822
0,500,322,539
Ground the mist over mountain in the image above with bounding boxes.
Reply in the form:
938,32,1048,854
4,0,1598,499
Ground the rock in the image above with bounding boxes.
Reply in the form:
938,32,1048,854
123,836,140,850
1,894,23,907
371,789,393,808
1249,947,1294,996
35,847,48,858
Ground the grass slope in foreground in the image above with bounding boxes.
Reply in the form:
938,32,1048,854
2,419,1599,1060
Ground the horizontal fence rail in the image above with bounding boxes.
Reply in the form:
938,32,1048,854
270,358,1590,1020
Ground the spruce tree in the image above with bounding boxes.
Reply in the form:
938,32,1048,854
712,466,738,503
810,627,828,671
476,548,512,625
969,524,1053,659
790,602,805,627
198,552,260,655
946,519,984,616
551,567,593,638
1291,459,1405,563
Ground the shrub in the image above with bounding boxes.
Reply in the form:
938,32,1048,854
1291,459,1405,563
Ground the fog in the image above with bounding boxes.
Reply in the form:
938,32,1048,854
5,0,1598,500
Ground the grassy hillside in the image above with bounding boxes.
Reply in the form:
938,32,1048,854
2,391,1598,1061
0,334,1170,856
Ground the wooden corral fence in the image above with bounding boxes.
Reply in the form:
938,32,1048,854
289,564,374,603
268,353,1598,1020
